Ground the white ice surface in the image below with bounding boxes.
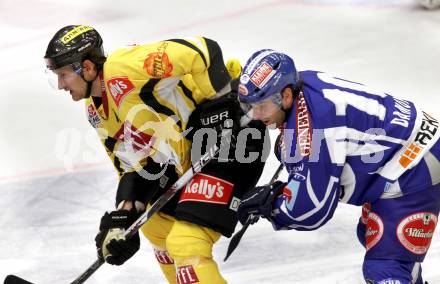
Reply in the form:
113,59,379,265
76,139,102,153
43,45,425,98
1,0,440,283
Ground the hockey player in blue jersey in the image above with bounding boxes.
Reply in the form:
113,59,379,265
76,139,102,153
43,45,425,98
236,49,440,283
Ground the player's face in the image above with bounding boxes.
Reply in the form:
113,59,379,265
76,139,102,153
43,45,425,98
47,65,88,101
247,94,286,127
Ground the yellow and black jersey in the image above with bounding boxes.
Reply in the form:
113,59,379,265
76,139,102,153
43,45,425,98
85,37,230,189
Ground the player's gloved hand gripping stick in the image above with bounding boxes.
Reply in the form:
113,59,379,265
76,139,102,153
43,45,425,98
224,163,284,261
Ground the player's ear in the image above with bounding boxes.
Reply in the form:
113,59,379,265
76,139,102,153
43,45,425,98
281,87,294,109
82,59,97,78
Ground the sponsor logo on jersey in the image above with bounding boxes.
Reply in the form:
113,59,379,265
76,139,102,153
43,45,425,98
106,77,135,108
154,249,174,264
179,173,233,205
416,111,439,145
397,212,437,255
296,93,312,157
61,25,93,44
399,143,422,168
177,265,199,284
86,104,101,128
283,180,300,211
292,173,306,181
114,122,153,152
288,163,304,173
250,62,275,88
366,212,384,251
399,111,439,168
361,203,371,225
144,41,173,78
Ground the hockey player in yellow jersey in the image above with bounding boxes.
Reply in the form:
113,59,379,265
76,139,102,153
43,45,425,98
44,25,266,283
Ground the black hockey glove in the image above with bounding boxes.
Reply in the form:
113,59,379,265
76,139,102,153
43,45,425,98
95,208,141,265
186,93,242,144
237,181,286,225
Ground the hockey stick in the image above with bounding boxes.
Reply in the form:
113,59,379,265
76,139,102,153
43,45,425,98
4,144,221,284
224,162,284,261
4,275,33,284
5,116,252,284
3,146,218,284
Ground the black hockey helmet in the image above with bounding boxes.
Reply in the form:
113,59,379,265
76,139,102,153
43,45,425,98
44,25,106,71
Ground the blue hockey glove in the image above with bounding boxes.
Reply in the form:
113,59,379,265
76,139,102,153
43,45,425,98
237,181,286,225
95,208,141,265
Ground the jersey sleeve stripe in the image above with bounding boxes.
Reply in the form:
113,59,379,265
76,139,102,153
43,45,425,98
294,176,340,221
139,78,182,129
104,137,124,175
178,81,197,107
203,38,231,93
284,189,339,230
423,151,440,185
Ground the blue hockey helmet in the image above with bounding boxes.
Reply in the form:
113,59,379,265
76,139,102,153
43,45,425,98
238,49,299,104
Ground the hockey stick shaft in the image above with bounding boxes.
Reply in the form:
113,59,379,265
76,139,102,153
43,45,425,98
224,162,284,261
70,259,103,284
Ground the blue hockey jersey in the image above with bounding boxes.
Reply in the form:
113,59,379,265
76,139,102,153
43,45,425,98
271,71,440,231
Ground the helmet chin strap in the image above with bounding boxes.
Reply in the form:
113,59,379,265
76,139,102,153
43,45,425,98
81,72,99,99
84,80,94,98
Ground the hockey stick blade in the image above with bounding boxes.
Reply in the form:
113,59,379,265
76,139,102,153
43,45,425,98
224,163,284,261
224,214,259,261
4,275,34,284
